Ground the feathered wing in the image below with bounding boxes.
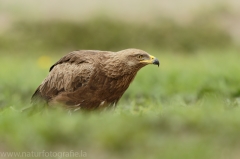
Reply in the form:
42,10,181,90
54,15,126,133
31,51,96,105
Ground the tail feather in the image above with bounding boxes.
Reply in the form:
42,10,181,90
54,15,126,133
31,85,43,104
23,85,49,113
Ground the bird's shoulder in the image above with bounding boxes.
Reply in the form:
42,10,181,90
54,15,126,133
37,50,113,95
49,50,111,72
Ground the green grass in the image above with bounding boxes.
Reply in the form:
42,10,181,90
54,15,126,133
1,49,240,159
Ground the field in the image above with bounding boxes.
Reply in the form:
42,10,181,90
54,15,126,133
1,1,240,158
1,49,240,159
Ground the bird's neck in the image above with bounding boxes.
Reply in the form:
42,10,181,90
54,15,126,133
100,54,140,78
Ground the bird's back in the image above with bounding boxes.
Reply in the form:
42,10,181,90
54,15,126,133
31,50,99,108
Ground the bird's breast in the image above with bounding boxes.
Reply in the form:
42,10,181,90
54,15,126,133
91,73,136,101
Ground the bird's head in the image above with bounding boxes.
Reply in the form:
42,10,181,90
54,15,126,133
103,49,159,78
117,49,160,68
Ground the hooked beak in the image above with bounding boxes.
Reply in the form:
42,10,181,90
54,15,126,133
140,55,160,67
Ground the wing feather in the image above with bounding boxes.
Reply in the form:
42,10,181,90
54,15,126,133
32,51,96,103
49,50,98,72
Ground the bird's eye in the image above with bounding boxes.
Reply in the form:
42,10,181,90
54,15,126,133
138,55,143,59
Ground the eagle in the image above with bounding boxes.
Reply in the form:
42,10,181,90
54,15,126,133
32,49,159,110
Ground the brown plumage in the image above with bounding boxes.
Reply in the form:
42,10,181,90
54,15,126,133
32,49,159,110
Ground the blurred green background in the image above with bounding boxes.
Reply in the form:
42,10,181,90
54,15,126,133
1,0,240,159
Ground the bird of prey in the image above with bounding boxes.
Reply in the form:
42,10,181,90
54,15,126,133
32,49,159,110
